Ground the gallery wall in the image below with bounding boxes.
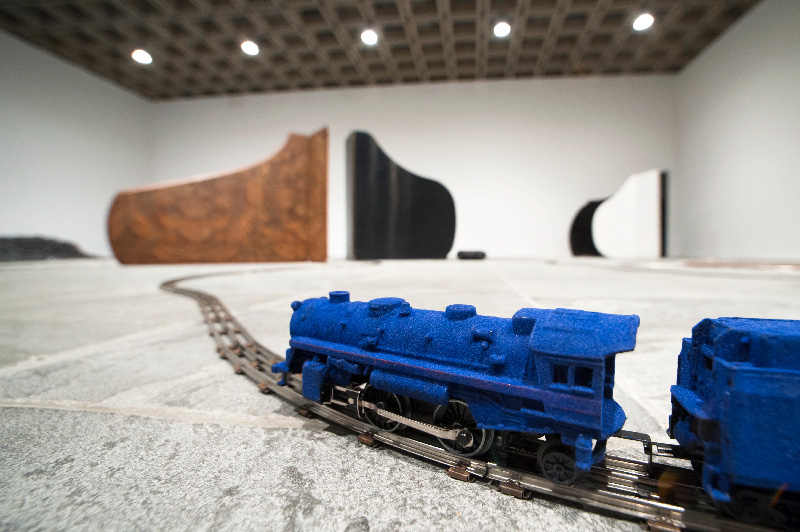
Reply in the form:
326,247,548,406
0,31,151,256
673,0,800,261
149,76,678,259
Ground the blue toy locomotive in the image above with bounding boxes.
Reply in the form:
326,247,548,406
273,290,639,484
273,291,800,523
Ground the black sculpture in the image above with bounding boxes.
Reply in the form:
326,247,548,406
347,132,456,260
0,236,93,262
569,201,604,257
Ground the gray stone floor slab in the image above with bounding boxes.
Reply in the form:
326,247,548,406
1,258,799,531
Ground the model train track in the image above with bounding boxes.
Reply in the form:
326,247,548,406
161,275,778,532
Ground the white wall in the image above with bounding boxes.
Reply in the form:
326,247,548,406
0,31,150,256
673,0,800,261
150,76,678,259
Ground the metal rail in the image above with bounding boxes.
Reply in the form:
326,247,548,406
160,275,779,532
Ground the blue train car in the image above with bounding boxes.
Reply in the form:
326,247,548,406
669,317,800,521
274,291,639,483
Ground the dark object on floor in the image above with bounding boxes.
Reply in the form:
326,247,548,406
108,128,328,264
0,237,93,261
457,251,486,260
347,131,455,260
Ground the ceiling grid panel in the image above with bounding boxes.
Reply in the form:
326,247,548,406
474,0,489,78
597,5,637,74
565,0,610,76
0,0,761,99
657,0,734,72
503,0,532,78
396,0,431,82
533,0,571,76
624,2,686,75
317,0,378,85
355,0,402,84
434,0,457,80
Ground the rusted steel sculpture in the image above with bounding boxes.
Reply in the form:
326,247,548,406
108,128,327,264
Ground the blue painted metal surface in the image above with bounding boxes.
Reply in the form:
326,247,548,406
669,317,800,504
273,291,639,471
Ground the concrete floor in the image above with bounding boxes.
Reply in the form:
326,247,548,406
1,258,799,531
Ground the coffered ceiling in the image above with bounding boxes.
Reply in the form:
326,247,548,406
0,0,760,100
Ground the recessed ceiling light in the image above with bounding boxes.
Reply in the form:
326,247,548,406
361,29,378,46
131,49,152,64
493,21,511,38
632,13,654,31
241,40,259,56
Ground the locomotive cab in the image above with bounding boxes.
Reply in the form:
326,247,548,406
528,309,637,471
529,351,626,467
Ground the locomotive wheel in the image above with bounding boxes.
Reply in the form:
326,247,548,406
433,400,495,457
537,441,578,486
362,386,409,432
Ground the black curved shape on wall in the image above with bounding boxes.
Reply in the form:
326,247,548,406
347,131,456,260
569,200,604,257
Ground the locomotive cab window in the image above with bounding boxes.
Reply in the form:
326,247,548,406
550,362,598,395
553,364,568,384
575,366,593,388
